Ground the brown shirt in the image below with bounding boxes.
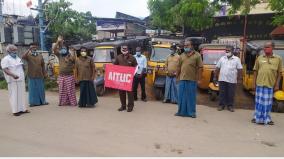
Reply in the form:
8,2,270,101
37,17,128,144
24,53,45,78
114,54,137,67
75,56,95,81
165,53,180,75
57,55,76,75
178,51,203,81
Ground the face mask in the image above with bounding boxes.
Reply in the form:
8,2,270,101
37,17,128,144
9,52,17,59
184,48,192,53
81,51,87,57
32,51,38,56
226,52,232,57
264,47,273,56
136,52,141,57
59,48,68,56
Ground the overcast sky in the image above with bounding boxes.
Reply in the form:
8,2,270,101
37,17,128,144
3,0,150,18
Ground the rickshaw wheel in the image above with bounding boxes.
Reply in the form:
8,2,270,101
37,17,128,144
96,85,105,97
210,91,217,101
272,100,284,113
154,87,164,100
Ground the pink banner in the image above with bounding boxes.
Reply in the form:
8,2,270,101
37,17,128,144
104,64,136,91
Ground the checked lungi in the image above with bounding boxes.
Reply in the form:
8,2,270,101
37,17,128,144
58,75,77,106
164,76,178,103
253,86,273,124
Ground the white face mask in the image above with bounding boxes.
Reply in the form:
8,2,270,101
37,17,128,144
226,52,232,57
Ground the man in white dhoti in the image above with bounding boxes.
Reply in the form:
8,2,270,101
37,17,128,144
1,44,30,116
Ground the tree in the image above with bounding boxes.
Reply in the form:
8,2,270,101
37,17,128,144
44,0,96,43
268,0,284,25
148,0,215,32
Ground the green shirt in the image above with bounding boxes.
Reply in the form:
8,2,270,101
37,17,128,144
253,55,282,88
178,52,203,81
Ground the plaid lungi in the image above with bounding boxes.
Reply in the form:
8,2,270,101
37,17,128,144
58,75,77,106
254,86,273,124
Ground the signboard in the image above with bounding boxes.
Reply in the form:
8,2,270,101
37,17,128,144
104,64,136,91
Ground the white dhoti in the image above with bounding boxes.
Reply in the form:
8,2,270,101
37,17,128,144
8,81,27,113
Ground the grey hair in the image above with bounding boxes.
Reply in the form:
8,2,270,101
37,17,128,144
6,44,18,53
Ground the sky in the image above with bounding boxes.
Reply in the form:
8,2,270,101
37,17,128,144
2,0,150,19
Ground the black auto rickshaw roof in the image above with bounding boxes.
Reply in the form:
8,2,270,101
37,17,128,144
95,36,149,47
71,41,97,50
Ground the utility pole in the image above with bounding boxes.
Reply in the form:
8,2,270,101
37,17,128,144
0,0,3,23
38,0,46,51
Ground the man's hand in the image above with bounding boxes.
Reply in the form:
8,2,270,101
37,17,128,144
274,85,279,92
13,75,19,79
57,35,64,43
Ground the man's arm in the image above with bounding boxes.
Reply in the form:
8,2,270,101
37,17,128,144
22,48,31,60
274,58,283,91
252,57,259,90
52,36,63,55
92,60,96,80
3,68,19,79
41,57,47,78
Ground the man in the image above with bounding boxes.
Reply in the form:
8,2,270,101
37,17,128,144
22,43,49,107
164,44,180,104
75,47,98,107
252,41,282,125
133,47,147,102
114,45,138,112
1,44,30,116
175,40,203,118
52,35,77,106
214,46,242,112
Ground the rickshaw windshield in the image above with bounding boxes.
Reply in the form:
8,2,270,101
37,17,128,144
93,48,113,62
202,50,226,65
151,47,171,62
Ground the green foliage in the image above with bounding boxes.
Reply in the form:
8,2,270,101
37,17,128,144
45,0,96,42
0,80,8,90
148,0,214,32
268,0,284,25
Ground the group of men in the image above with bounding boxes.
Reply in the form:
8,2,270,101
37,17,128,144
0,36,281,125
162,41,280,125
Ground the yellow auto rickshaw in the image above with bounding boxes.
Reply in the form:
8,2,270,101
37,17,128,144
198,44,227,101
243,40,284,112
147,37,183,100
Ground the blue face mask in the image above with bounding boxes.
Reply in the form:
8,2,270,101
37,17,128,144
9,52,17,59
184,48,192,53
59,48,68,56
136,52,141,57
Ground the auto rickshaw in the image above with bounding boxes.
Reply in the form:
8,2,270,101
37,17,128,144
93,36,150,96
147,37,182,100
243,40,284,112
198,44,227,101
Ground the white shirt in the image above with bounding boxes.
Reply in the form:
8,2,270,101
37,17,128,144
216,55,243,84
1,55,25,83
134,54,147,75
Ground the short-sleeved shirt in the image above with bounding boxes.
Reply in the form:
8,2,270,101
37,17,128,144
57,55,76,75
165,53,180,75
1,55,25,83
75,56,95,81
134,54,147,74
114,54,137,67
24,53,45,78
253,55,282,88
216,55,243,84
178,51,203,81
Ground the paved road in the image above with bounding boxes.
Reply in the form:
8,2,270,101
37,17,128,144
0,90,283,157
